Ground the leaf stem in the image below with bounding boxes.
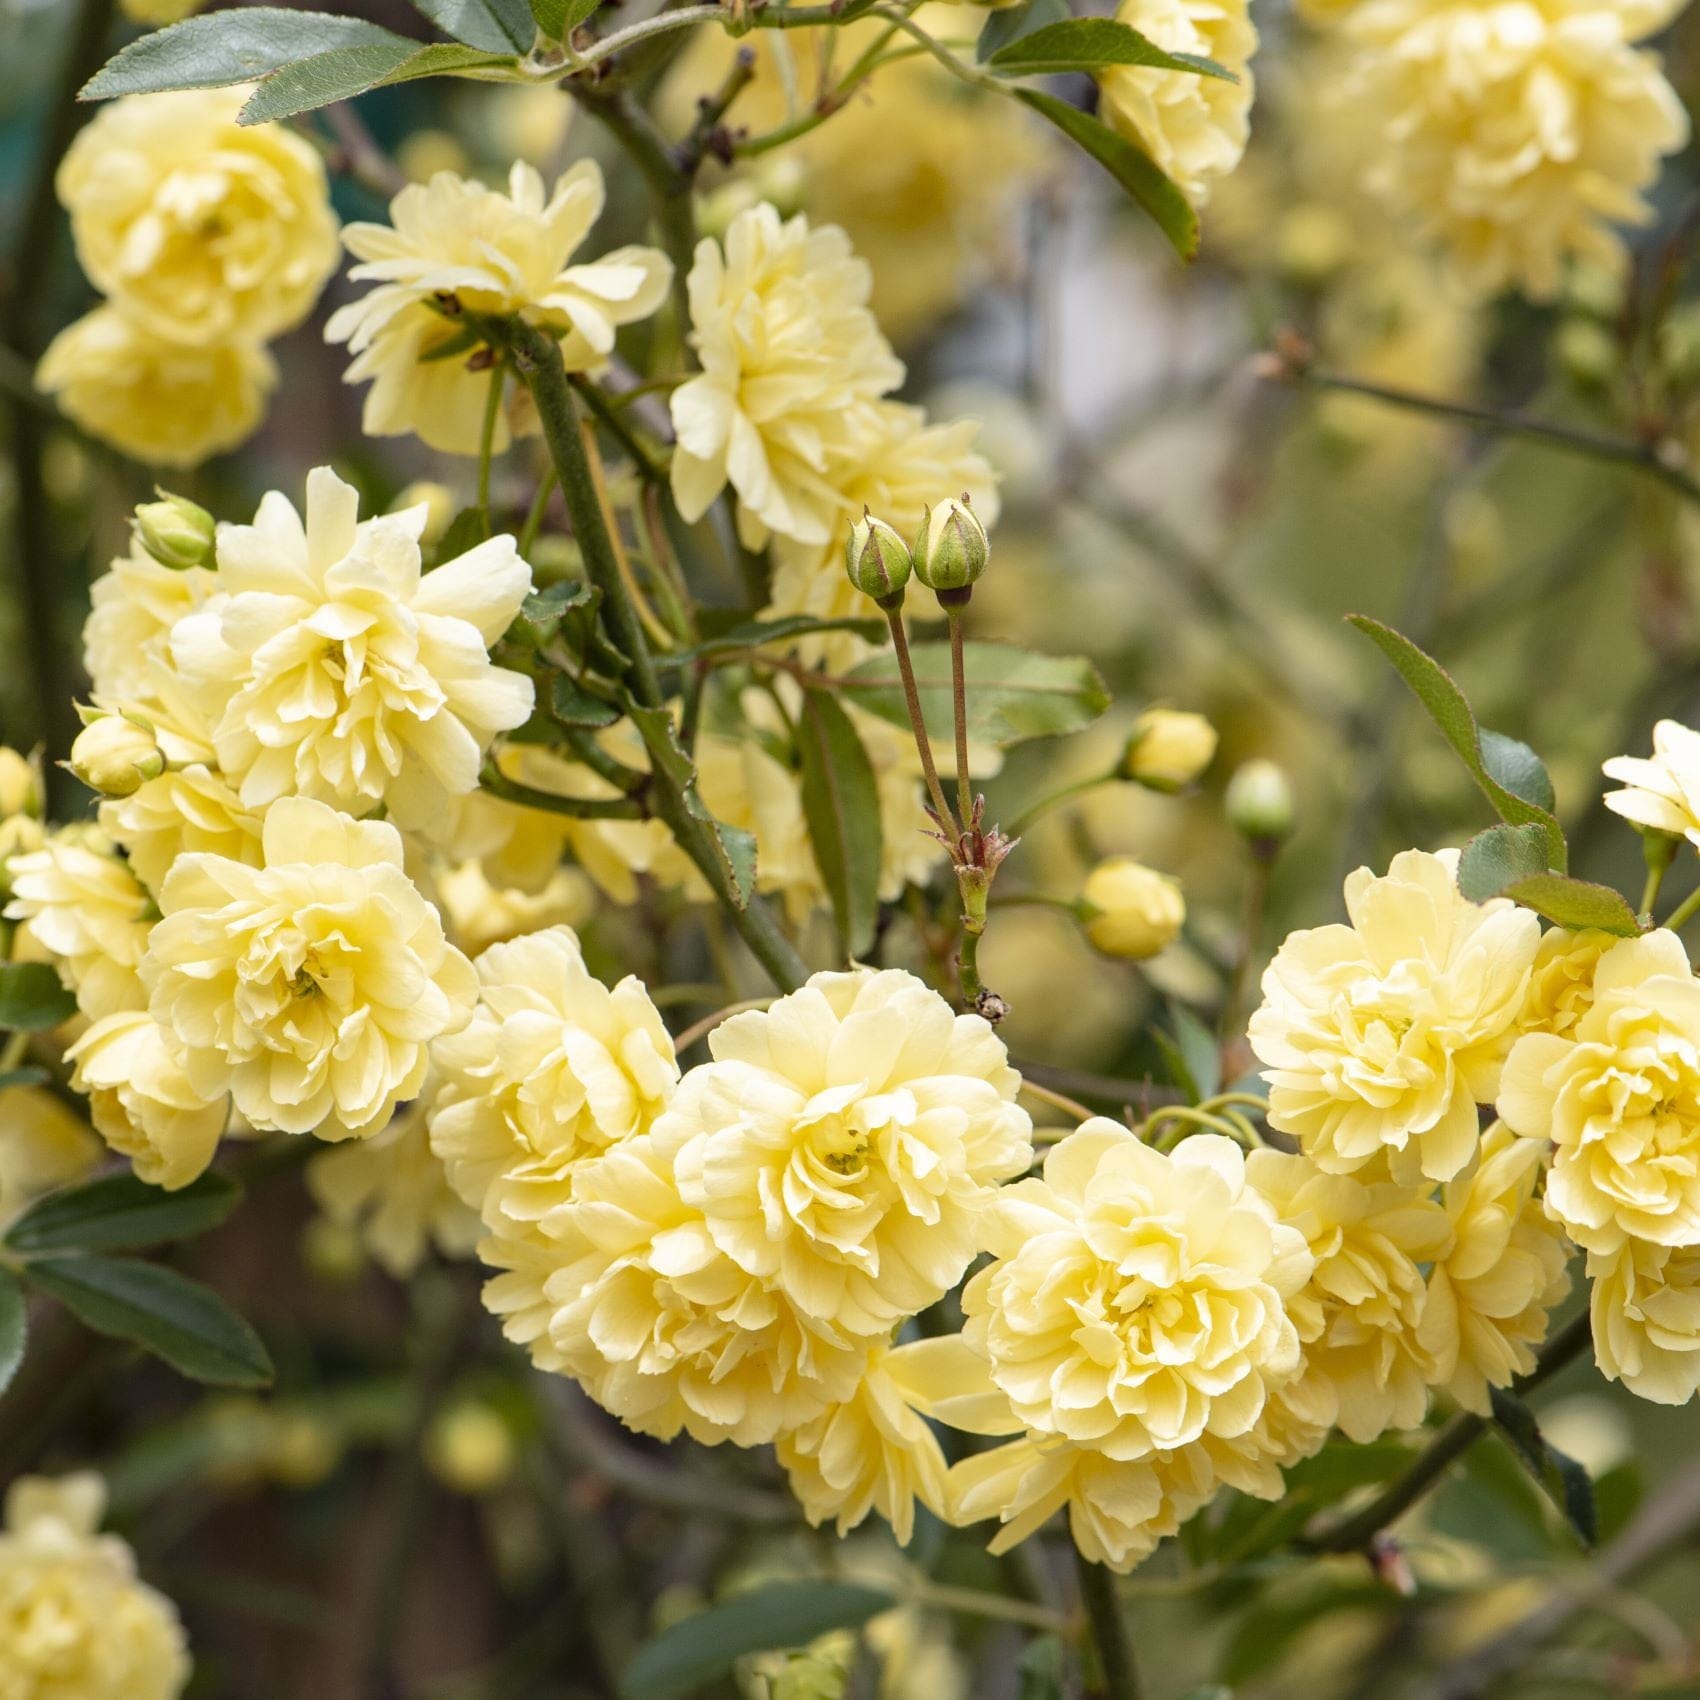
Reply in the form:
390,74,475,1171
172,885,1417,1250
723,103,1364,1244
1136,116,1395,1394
478,764,646,820
1005,770,1117,838
1664,883,1700,933
518,466,557,557
1074,1550,1144,1700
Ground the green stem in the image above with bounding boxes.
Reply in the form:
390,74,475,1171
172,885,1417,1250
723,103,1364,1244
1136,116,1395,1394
1006,771,1117,839
884,604,954,832
570,373,669,484
947,604,973,829
1304,1307,1594,1554
957,922,985,1006
518,466,557,557
1074,1551,1144,1700
477,358,506,525
1664,882,1700,933
479,764,646,820
1279,362,1700,509
1641,858,1669,923
562,727,646,793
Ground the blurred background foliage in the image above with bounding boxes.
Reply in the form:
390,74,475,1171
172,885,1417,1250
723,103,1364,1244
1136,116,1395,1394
8,0,1700,1696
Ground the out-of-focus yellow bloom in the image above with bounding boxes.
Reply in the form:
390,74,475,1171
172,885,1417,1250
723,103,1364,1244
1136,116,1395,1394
1513,926,1613,1041
1246,1148,1450,1441
144,798,477,1140
83,543,215,709
5,829,153,1020
425,1400,516,1494
1604,719,1700,846
325,162,671,455
59,88,336,346
1099,0,1258,207
170,467,534,824
0,1085,100,1226
389,480,457,549
100,763,263,899
1588,1237,1700,1404
1315,0,1690,299
962,1123,1310,1458
654,968,1032,1332
670,204,904,548
431,857,593,958
1250,848,1539,1183
1419,1123,1571,1413
67,1010,229,1190
308,1093,480,1278
1123,709,1217,789
428,925,678,1234
36,306,276,469
120,0,207,20
775,1341,952,1543
1501,928,1700,1251
0,1474,190,1700
0,748,43,821
1081,857,1186,960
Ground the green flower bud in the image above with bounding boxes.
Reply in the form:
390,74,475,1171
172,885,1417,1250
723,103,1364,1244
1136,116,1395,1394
912,494,988,599
134,491,216,571
844,510,913,606
68,707,165,798
1225,758,1296,845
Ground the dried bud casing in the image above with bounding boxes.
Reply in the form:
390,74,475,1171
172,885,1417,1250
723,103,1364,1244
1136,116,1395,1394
913,496,988,596
844,511,913,606
134,491,216,571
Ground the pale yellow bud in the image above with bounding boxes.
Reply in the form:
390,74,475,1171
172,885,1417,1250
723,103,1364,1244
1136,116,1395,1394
134,491,216,570
391,480,458,549
1123,709,1217,790
425,1401,517,1495
266,1412,342,1488
1081,857,1185,959
0,748,43,819
68,711,165,798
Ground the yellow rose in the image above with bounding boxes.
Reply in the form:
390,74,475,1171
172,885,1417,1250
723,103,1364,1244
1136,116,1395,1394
1250,847,1540,1183
36,306,276,469
1588,1238,1700,1404
0,1085,100,1226
1603,718,1700,847
1081,857,1185,960
1513,925,1614,1041
144,797,478,1139
58,88,337,346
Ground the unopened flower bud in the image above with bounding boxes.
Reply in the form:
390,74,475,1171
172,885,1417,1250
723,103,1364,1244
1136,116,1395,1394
0,747,43,819
1080,858,1185,960
266,1412,342,1488
1123,709,1217,791
1225,758,1296,845
768,1651,848,1700
134,491,216,571
913,495,988,600
68,710,165,798
425,1401,516,1495
844,511,912,606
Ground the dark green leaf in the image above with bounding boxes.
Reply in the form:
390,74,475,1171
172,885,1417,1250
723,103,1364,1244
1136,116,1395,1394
1456,823,1550,903
82,8,415,100
26,1256,273,1388
1013,87,1197,261
622,1581,895,1700
977,0,1070,62
1347,617,1567,870
795,688,883,958
989,18,1235,80
1490,1388,1598,1547
841,641,1109,748
238,41,513,125
1479,730,1557,814
531,0,601,38
0,1067,48,1091
1500,873,1640,937
682,614,886,663
6,1171,240,1257
552,675,622,730
409,0,536,52
0,1267,25,1397
524,580,596,621
1016,1634,1068,1700
0,963,77,1032
1205,1438,1414,1565
1169,1004,1220,1102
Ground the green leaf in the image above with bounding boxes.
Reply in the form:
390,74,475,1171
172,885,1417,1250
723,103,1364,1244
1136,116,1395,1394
408,0,536,52
433,504,492,567
6,1172,240,1258
841,641,1109,749
1347,616,1567,871
1016,1634,1068,1700
238,41,513,125
530,0,602,39
622,1581,895,1700
0,1067,48,1091
26,1256,273,1388
977,0,1072,63
551,674,622,730
0,1267,25,1397
1221,1579,1397,1684
1013,87,1197,261
1490,1388,1598,1547
0,963,77,1032
795,688,884,958
629,704,758,909
82,8,415,99
682,613,886,663
1500,873,1640,937
1156,1003,1220,1103
1479,730,1557,815
989,18,1234,80
1456,823,1549,903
